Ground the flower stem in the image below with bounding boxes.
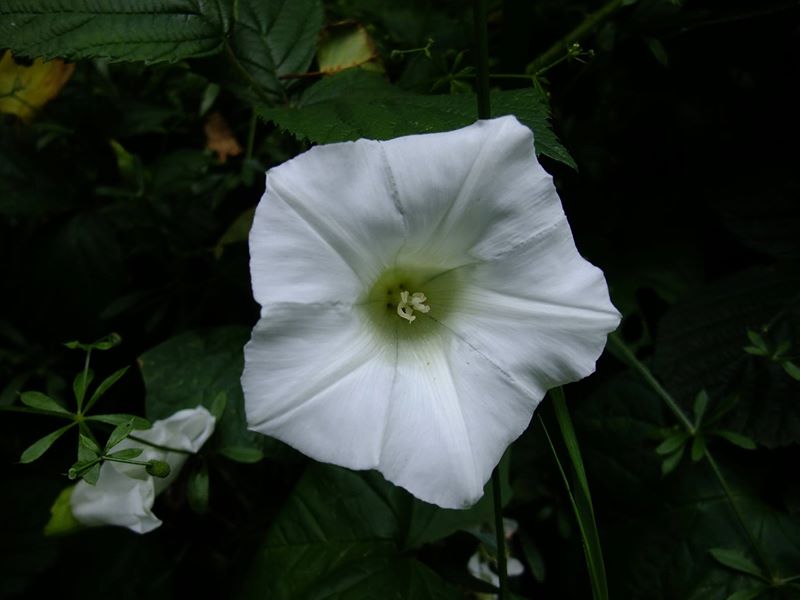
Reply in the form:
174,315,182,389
527,0,625,75
473,0,491,119
127,433,192,455
491,467,508,599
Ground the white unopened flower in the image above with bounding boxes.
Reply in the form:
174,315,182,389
70,406,215,534
243,116,620,509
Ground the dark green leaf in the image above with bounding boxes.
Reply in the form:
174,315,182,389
742,346,767,356
64,333,122,352
257,70,576,168
84,366,129,414
238,464,462,600
104,419,134,452
140,327,264,454
711,430,757,450
690,435,706,462
19,423,74,463
217,446,264,464
519,530,546,582
708,548,765,580
107,447,143,460
746,330,768,351
693,390,709,426
187,465,210,515
86,413,151,430
655,433,688,455
0,2,229,63
726,588,768,600
19,391,71,415
782,360,800,381
210,391,227,421
81,462,101,485
661,446,685,475
72,369,94,409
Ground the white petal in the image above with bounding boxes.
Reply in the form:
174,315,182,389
507,557,525,577
440,219,621,399
380,116,563,268
115,406,216,495
71,464,160,534
377,329,534,509
243,303,395,469
250,140,405,308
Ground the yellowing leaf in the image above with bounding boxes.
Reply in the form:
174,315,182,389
204,112,243,164
317,21,384,75
0,51,75,122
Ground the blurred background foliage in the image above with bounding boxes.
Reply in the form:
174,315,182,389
1,0,799,598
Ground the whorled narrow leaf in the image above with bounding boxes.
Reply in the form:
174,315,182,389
19,391,71,415
19,423,75,463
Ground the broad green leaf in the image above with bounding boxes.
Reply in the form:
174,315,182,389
257,70,577,168
19,423,74,463
86,413,151,430
0,51,75,122
84,366,129,413
107,447,143,460
317,22,383,74
708,548,765,580
711,430,757,450
140,327,265,455
19,391,70,415
0,1,229,63
238,464,463,600
104,419,133,452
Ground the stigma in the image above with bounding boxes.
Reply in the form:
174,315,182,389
397,290,431,323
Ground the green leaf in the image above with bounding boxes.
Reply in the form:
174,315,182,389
238,464,462,600
550,387,608,600
43,486,81,536
210,391,227,421
79,433,102,456
693,390,709,426
140,327,265,455
217,446,264,464
519,530,546,582
64,333,122,352
107,447,143,460
85,413,151,430
257,70,576,168
708,548,765,580
19,391,71,415
690,435,706,462
711,430,757,450
0,2,229,63
661,446,685,475
72,368,94,409
655,433,687,455
104,419,133,452
81,462,101,485
726,588,768,600
187,464,210,514
84,366,129,414
19,423,74,463
746,330,768,351
742,346,767,356
782,360,800,381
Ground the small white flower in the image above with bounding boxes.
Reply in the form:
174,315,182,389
243,116,620,509
70,406,215,533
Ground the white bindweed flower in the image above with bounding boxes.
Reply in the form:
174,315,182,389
243,116,620,509
70,406,215,534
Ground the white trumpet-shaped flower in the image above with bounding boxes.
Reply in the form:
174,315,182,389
243,116,620,509
70,406,215,533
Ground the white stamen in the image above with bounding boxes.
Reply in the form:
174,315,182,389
397,290,430,323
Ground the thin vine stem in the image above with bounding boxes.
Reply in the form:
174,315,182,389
491,469,508,599
527,0,625,75
609,333,774,578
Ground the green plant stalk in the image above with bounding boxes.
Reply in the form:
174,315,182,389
474,1,505,595
245,109,257,162
609,334,774,579
491,469,508,599
550,388,609,600
607,334,695,432
128,433,192,455
76,348,92,414
527,0,625,75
